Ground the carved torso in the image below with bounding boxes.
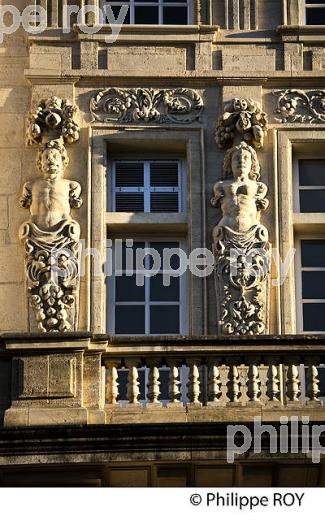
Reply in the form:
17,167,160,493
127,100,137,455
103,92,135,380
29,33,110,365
212,178,268,233
21,178,82,230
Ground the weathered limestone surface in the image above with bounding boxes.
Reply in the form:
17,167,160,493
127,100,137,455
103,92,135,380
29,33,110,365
1,2,325,485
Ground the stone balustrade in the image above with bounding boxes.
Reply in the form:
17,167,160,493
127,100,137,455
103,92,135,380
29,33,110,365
1,335,325,426
102,341,325,411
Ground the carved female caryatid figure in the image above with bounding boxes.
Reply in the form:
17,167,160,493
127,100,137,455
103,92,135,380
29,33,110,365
211,142,271,335
19,140,82,332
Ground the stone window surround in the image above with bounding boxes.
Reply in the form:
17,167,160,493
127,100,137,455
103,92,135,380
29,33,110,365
277,129,325,334
90,126,205,335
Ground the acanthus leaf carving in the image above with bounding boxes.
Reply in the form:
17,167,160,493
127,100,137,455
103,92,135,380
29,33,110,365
90,87,203,124
274,89,325,123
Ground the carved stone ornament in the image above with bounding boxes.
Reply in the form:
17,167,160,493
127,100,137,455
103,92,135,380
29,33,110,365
212,99,271,336
20,97,82,333
90,87,203,124
215,98,268,149
26,96,80,146
274,89,325,123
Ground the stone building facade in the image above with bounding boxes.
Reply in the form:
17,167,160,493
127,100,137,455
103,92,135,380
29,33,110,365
1,0,325,486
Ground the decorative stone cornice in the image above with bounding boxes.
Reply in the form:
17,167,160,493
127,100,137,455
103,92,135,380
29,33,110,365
215,98,268,149
274,89,325,123
90,87,203,124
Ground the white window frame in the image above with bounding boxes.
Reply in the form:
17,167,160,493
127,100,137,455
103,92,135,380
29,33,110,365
304,1,325,24
293,154,325,212
295,236,325,333
109,159,186,213
103,0,193,24
106,237,188,335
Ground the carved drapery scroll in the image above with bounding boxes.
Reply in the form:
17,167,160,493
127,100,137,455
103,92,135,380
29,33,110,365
211,98,271,335
90,87,203,124
274,89,325,123
20,98,82,333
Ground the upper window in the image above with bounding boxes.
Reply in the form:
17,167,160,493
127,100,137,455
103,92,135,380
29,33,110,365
106,0,191,24
295,159,325,212
110,160,185,212
305,1,325,24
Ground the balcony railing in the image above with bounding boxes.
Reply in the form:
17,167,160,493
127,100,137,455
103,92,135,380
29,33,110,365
102,337,325,412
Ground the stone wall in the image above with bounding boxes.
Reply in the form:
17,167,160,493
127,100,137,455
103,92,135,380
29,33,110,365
1,0,325,336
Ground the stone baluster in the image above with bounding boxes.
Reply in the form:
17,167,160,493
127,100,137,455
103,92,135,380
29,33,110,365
167,359,181,404
227,360,240,403
187,359,201,405
266,360,280,402
207,358,222,403
147,360,161,404
247,361,261,402
126,360,141,405
306,358,321,403
286,360,301,403
227,360,241,403
105,360,119,405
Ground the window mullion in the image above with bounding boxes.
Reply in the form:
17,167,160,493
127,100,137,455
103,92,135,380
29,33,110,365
159,0,164,24
145,239,150,334
130,0,135,24
144,161,151,212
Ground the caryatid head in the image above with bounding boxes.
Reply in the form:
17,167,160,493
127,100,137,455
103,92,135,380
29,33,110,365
37,140,69,180
223,141,260,181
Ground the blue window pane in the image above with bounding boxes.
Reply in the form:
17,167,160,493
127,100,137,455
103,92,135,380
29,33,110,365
299,160,325,186
163,6,188,24
299,190,325,212
115,305,145,334
106,5,130,24
149,242,181,270
135,6,159,23
150,305,180,334
150,274,180,301
306,8,325,24
303,303,325,331
121,241,146,270
115,275,145,302
302,272,325,299
301,240,325,267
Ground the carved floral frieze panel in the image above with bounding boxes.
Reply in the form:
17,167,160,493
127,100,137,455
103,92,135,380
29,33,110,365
274,89,325,123
90,87,203,124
